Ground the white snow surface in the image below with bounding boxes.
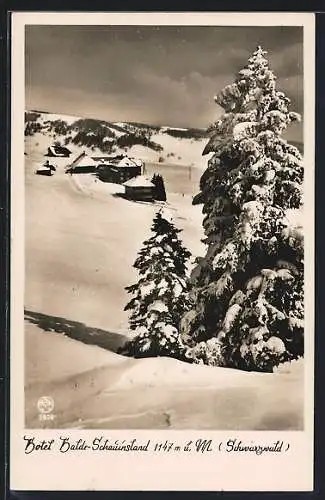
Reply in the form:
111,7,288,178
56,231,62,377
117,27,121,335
72,174,125,196
148,300,168,313
113,122,127,128
161,126,188,132
158,206,174,223
173,281,183,298
112,357,253,391
38,112,81,126
71,153,98,168
123,175,154,187
117,157,139,167
233,121,257,139
24,111,304,430
140,282,156,297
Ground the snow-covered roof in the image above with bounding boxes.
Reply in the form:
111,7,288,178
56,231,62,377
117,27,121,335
71,153,98,167
92,154,125,161
48,145,71,156
92,154,142,168
77,156,98,167
131,158,143,167
123,175,154,188
37,166,51,171
117,157,138,167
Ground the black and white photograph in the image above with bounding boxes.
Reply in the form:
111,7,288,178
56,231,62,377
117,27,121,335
10,12,315,492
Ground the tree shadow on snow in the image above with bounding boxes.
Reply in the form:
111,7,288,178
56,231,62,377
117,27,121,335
24,309,128,353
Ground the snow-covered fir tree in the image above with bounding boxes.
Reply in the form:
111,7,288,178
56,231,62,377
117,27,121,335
151,173,167,202
120,209,192,358
182,46,304,372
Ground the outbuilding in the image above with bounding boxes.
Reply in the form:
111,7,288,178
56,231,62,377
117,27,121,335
47,145,71,157
35,160,56,176
123,175,154,201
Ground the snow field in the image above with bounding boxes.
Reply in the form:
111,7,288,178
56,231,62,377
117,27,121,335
23,109,304,429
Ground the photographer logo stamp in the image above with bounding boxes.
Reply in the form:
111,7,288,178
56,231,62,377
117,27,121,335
37,396,55,421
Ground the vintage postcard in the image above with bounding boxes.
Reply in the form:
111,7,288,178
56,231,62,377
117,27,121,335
10,11,314,491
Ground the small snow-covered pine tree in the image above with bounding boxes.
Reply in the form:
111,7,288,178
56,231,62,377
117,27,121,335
182,46,304,372
121,210,192,358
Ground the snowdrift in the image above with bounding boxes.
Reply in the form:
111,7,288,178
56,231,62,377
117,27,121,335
24,110,304,432
25,323,304,430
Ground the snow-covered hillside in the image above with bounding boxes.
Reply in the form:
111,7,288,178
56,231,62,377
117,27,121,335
24,115,304,430
25,110,209,167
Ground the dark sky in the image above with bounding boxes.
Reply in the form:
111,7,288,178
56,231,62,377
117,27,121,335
25,25,303,140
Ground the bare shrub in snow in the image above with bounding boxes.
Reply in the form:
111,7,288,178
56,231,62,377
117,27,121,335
182,47,304,372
